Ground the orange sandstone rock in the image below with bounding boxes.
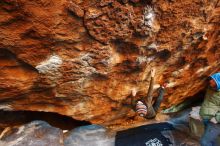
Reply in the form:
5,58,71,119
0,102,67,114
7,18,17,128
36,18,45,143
0,0,219,126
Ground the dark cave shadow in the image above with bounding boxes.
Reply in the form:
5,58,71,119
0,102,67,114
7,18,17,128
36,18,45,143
0,110,91,130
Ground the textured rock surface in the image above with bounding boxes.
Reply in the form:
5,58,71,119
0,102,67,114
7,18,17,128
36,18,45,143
64,125,115,146
0,0,219,126
0,121,63,146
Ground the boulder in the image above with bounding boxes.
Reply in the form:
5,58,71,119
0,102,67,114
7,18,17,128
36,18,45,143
64,124,115,146
0,0,219,127
0,121,63,146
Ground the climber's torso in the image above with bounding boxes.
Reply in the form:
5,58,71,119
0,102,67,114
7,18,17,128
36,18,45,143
200,87,220,121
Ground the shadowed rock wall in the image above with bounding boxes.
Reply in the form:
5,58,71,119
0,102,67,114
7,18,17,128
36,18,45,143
0,0,219,126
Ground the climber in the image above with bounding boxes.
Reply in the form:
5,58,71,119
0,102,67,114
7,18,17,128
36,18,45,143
199,72,220,146
102,69,165,125
131,68,166,119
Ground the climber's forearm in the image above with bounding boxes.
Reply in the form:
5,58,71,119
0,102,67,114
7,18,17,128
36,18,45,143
131,95,136,107
153,87,165,113
144,76,154,106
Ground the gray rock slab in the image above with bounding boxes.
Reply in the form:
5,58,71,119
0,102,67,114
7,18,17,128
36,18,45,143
64,124,115,146
0,120,63,146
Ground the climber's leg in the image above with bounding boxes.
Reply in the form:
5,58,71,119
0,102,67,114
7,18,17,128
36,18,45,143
200,120,220,146
153,86,165,113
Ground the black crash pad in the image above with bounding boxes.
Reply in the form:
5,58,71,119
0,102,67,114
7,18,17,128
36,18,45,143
115,122,174,146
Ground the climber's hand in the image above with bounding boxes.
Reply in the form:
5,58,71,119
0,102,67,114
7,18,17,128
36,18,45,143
131,88,137,97
151,68,155,77
210,117,218,124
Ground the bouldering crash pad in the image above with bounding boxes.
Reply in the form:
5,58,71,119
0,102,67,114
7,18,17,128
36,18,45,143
115,122,173,146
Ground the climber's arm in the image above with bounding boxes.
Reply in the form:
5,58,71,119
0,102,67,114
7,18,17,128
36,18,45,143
144,68,155,106
131,88,137,108
153,86,165,113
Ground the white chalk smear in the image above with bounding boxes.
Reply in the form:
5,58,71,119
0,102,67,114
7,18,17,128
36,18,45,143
36,55,63,74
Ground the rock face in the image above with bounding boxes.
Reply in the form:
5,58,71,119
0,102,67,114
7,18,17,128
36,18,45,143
0,0,219,126
0,122,114,146
0,121,63,146
64,125,115,146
